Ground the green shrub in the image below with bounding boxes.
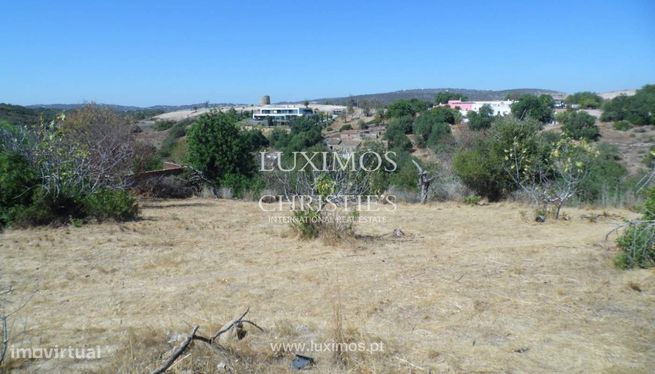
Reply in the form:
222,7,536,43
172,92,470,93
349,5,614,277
642,188,655,220
10,188,59,226
290,207,358,242
453,117,547,200
290,208,321,239
8,185,90,227
221,173,265,199
601,85,655,125
467,104,494,130
387,115,414,134
413,110,453,149
612,120,633,131
388,154,419,191
386,99,431,118
463,194,482,205
453,144,507,201
83,189,139,221
576,143,627,202
615,223,655,269
154,120,176,131
511,94,554,123
615,188,655,268
186,111,262,182
561,111,600,141
339,124,353,131
0,152,37,208
0,152,39,228
565,92,603,109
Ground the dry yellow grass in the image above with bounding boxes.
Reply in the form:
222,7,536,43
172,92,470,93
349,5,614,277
1,199,654,373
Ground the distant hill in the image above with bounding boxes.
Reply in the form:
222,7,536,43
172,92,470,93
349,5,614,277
307,88,566,105
27,103,242,112
598,89,636,100
0,103,58,126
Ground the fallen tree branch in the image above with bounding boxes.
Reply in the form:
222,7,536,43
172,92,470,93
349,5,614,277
209,307,264,343
150,308,265,373
151,325,199,374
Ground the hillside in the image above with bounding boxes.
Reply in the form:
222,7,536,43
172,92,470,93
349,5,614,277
309,88,566,105
0,103,58,126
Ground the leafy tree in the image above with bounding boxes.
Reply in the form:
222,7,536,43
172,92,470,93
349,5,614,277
467,104,494,130
186,110,262,182
386,99,431,118
576,143,627,202
561,111,600,141
388,152,420,191
384,118,413,152
242,128,270,150
412,110,453,149
565,92,603,109
453,117,547,200
387,115,414,134
511,94,554,123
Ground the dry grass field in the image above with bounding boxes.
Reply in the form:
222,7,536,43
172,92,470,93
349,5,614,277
1,199,654,373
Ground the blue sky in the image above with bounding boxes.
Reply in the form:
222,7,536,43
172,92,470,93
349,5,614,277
1,0,653,106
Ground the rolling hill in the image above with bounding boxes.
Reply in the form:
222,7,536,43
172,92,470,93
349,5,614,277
308,88,566,105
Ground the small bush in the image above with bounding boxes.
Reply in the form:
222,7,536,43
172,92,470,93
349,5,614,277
291,207,358,242
615,188,655,268
291,208,321,239
83,189,139,221
615,223,655,269
154,120,176,131
561,111,600,141
339,124,353,132
463,194,482,205
613,120,633,131
221,173,265,199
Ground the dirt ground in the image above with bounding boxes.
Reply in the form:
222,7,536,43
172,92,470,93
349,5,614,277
1,199,654,373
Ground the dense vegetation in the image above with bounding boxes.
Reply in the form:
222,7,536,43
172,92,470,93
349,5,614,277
453,115,626,206
601,84,655,126
0,106,141,229
565,92,603,109
385,99,432,119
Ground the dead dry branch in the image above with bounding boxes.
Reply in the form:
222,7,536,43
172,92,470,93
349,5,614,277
150,308,264,374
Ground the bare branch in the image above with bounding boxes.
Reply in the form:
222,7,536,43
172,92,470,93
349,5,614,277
150,325,199,374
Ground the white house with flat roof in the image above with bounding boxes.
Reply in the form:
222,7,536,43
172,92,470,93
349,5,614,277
447,100,512,116
252,105,313,124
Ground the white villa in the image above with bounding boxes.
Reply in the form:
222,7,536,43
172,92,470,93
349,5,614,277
447,100,513,116
252,105,313,124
